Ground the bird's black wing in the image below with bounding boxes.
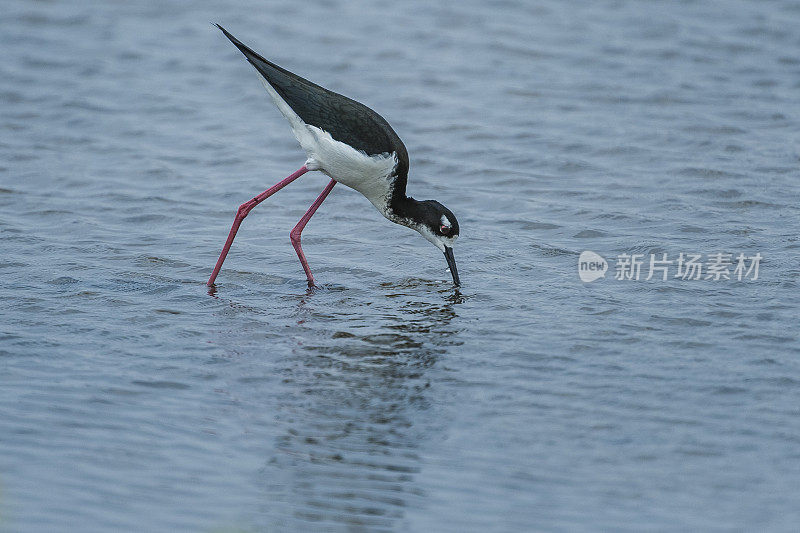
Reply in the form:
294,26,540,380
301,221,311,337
216,25,409,185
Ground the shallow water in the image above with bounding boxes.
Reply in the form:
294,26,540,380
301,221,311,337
2,0,800,531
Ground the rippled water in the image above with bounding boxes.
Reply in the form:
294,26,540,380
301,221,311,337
2,0,800,530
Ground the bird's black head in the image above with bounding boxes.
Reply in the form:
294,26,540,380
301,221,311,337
410,200,460,286
416,200,459,241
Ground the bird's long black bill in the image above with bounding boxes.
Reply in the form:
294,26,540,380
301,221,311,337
444,247,460,286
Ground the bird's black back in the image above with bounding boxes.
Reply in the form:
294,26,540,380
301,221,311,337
216,25,410,189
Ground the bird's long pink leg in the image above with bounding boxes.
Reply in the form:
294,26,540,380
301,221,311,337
290,179,337,287
207,165,309,286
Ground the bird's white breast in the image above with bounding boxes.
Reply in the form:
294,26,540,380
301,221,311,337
304,126,397,213
255,72,398,217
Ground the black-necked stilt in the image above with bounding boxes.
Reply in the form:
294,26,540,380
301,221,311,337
207,25,460,288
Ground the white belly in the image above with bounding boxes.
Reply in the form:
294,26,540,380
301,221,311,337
303,125,397,213
254,72,398,215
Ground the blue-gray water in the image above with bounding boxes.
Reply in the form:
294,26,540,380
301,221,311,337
2,0,800,531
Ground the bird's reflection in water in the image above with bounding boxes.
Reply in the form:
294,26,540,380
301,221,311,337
260,279,464,530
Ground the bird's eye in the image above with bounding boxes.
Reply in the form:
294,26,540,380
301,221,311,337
439,215,452,234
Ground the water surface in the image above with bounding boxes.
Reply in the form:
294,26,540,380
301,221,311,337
2,0,800,530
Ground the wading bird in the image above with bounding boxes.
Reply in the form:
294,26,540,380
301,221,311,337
207,25,460,288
